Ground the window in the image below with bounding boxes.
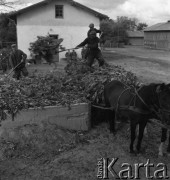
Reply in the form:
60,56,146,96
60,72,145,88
55,5,63,18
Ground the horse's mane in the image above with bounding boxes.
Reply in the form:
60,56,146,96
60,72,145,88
138,82,168,92
143,82,170,92
137,82,170,110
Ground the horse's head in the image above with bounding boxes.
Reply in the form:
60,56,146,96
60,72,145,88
156,83,170,125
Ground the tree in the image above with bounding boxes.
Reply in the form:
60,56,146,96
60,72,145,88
116,16,138,31
0,0,14,7
137,23,148,31
0,0,17,47
100,17,133,44
0,13,17,45
100,19,114,39
100,16,148,46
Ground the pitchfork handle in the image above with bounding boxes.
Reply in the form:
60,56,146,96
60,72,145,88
6,61,23,78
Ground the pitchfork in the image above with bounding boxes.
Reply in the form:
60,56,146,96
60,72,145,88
5,61,23,79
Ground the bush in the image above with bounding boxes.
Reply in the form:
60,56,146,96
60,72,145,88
29,35,65,63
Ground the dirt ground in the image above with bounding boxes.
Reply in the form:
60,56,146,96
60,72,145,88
0,47,170,180
103,46,170,84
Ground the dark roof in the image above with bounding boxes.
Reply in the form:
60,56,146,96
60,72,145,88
10,0,108,20
144,21,170,31
127,31,144,37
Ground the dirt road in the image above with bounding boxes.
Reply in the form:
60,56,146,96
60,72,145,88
103,46,170,84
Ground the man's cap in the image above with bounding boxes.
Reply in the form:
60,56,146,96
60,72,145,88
11,44,17,48
89,23,94,28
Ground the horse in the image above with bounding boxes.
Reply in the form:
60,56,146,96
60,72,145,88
104,80,170,154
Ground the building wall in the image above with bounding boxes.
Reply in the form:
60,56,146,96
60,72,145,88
144,31,170,50
16,0,100,59
128,37,144,46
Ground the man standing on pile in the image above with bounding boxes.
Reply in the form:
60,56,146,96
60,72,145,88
76,31,105,67
9,44,28,80
87,23,102,37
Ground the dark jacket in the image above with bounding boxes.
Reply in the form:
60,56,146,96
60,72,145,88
9,49,27,68
77,37,100,51
65,52,71,58
87,28,101,37
71,51,77,58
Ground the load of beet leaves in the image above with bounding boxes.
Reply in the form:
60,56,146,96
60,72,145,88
64,59,138,103
0,60,138,123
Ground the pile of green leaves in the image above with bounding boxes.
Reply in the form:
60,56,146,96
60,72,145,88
65,61,138,103
0,61,138,123
0,72,87,122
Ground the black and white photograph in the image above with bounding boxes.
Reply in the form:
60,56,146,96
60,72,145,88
0,0,170,179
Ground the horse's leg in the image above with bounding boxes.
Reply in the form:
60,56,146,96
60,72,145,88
159,128,167,156
136,120,147,153
130,120,137,153
108,110,115,133
136,124,148,137
167,130,170,156
114,111,120,131
144,125,148,138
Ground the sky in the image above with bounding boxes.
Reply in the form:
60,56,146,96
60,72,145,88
3,0,170,26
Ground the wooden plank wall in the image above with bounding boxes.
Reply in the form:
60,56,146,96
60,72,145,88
0,103,91,138
144,31,170,50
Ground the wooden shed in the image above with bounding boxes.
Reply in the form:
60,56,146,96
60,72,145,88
127,31,144,46
144,20,170,50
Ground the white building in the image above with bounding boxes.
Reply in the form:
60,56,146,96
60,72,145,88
11,0,108,59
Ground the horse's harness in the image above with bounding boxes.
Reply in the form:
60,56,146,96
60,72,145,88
114,84,170,123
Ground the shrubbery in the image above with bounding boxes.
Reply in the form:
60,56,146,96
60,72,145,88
29,35,65,63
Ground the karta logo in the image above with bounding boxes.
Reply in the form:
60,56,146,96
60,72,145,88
97,158,169,179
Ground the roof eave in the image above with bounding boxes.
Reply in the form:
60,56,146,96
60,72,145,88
70,1,108,19
9,0,49,17
9,0,109,20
